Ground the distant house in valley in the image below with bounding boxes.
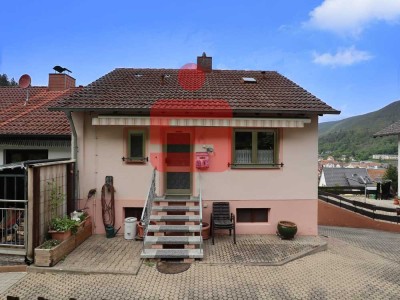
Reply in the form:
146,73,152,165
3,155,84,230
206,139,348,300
345,161,384,169
372,154,397,160
319,167,374,187
366,169,386,184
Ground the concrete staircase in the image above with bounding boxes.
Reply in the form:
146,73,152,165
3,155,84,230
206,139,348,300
140,195,204,260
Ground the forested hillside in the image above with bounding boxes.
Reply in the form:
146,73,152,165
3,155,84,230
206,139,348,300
319,101,400,160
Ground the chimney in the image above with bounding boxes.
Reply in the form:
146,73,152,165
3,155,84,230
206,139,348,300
197,52,212,73
48,73,76,91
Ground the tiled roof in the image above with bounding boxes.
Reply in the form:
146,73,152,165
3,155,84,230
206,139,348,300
0,86,80,136
367,169,386,183
322,167,373,187
374,120,400,137
53,68,339,114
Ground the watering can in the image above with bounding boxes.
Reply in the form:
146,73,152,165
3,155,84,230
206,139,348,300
105,225,121,238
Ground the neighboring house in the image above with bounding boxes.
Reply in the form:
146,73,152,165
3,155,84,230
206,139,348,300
374,121,400,192
53,54,339,254
319,167,373,187
372,154,397,160
0,73,80,165
367,169,386,184
0,72,80,257
345,161,384,169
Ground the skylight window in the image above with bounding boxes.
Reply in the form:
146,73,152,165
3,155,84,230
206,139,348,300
242,77,257,83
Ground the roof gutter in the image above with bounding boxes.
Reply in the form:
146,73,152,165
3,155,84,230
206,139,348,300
66,111,79,210
50,107,341,115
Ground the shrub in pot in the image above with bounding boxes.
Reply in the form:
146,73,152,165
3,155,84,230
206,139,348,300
48,216,79,241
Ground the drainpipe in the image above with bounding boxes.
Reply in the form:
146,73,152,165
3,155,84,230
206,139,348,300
66,111,79,210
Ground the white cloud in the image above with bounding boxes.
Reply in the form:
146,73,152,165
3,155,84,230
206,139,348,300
307,0,400,35
313,47,373,67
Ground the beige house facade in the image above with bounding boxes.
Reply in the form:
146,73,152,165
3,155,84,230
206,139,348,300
54,54,339,239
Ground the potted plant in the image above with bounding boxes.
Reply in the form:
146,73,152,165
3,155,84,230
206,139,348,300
201,222,210,240
137,220,156,239
48,216,79,241
71,210,90,228
277,220,298,240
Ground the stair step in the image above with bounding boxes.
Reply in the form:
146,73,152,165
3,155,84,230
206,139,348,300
150,215,201,222
144,236,202,245
152,206,200,212
154,198,200,203
141,249,203,259
148,225,201,232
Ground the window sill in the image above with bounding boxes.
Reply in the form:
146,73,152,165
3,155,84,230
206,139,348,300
122,157,148,164
229,163,283,169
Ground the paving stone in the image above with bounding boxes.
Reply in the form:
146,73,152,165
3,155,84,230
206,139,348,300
0,272,26,294
319,225,400,263
30,234,142,275
0,255,25,267
1,228,400,299
201,234,325,265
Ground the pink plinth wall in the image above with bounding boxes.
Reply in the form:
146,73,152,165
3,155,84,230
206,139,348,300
318,200,400,233
79,198,318,236
203,199,317,235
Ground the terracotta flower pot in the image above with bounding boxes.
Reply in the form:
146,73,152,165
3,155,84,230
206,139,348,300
394,198,399,205
201,222,210,240
48,230,72,241
137,221,156,238
277,221,297,240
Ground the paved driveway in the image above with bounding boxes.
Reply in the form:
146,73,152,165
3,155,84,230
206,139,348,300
1,227,400,300
319,225,400,263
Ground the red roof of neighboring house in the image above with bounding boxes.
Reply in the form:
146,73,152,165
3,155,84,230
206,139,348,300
367,169,386,183
0,86,80,136
53,68,339,115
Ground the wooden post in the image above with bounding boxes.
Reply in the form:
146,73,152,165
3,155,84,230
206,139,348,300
66,162,75,214
32,167,41,250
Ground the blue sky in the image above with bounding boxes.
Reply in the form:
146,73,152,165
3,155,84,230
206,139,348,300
1,0,400,122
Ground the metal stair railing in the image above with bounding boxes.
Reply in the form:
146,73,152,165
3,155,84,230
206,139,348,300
141,168,157,253
198,174,203,254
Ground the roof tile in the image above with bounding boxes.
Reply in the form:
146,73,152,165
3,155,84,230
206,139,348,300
0,86,81,136
374,120,400,137
54,68,339,114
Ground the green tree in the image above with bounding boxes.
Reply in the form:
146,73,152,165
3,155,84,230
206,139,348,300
383,165,398,193
0,74,18,86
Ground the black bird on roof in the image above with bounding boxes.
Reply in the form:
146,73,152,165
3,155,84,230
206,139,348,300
53,66,72,73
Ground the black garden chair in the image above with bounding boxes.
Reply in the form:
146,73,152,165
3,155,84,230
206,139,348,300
210,202,236,245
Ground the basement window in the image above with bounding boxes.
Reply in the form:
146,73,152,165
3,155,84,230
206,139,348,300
124,207,143,220
237,208,269,223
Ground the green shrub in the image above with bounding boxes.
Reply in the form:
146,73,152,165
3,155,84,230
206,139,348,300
50,216,79,234
383,165,398,193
